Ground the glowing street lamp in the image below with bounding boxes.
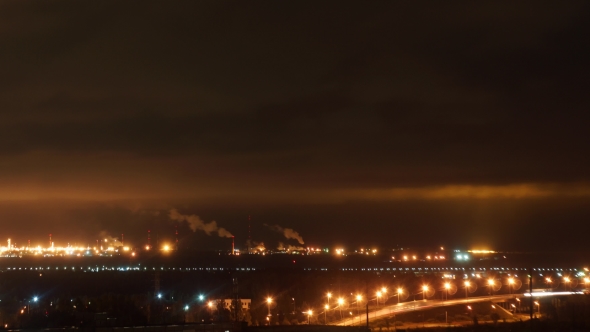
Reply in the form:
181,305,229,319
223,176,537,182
266,297,273,317
376,291,382,305
487,279,495,296
444,282,451,301
422,285,428,301
307,310,313,325
464,281,470,298
324,304,329,324
397,288,403,304
356,295,362,325
337,298,344,320
563,277,571,291
508,277,515,295
534,301,540,315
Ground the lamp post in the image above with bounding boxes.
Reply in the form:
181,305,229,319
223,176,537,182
380,287,387,304
444,282,450,301
307,310,312,325
337,298,344,320
545,277,553,291
563,277,571,291
324,304,329,325
534,301,540,316
508,278,515,295
488,279,495,296
422,285,428,301
356,295,362,325
28,297,38,315
464,281,470,298
266,297,272,325
397,288,403,304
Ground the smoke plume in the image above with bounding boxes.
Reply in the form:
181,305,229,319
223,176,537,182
265,224,304,244
277,242,306,251
169,209,233,238
247,240,266,252
98,231,123,246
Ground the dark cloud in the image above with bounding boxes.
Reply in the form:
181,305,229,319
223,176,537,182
0,1,589,251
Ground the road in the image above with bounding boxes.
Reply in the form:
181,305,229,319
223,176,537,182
334,294,524,326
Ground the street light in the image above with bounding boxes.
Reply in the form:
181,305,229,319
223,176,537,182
464,281,470,298
422,285,428,301
307,310,313,325
545,277,553,290
356,295,362,325
444,282,451,301
534,301,540,315
324,304,329,325
266,297,272,317
488,279,495,296
381,287,387,301
337,298,344,320
266,297,273,325
397,288,403,304
563,277,571,291
327,292,332,309
508,277,515,295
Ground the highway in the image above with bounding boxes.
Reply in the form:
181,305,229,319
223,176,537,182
334,294,525,326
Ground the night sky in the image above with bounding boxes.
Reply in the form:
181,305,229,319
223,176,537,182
1,2,589,252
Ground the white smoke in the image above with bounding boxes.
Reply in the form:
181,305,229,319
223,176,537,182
169,209,233,238
247,239,266,251
98,231,123,247
265,224,304,244
277,242,306,251
253,241,266,251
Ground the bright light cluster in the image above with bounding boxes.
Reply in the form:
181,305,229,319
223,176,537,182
0,238,133,257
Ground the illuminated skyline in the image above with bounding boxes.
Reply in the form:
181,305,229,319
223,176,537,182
1,2,590,251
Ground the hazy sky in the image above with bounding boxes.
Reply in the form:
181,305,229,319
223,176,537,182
1,1,589,251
